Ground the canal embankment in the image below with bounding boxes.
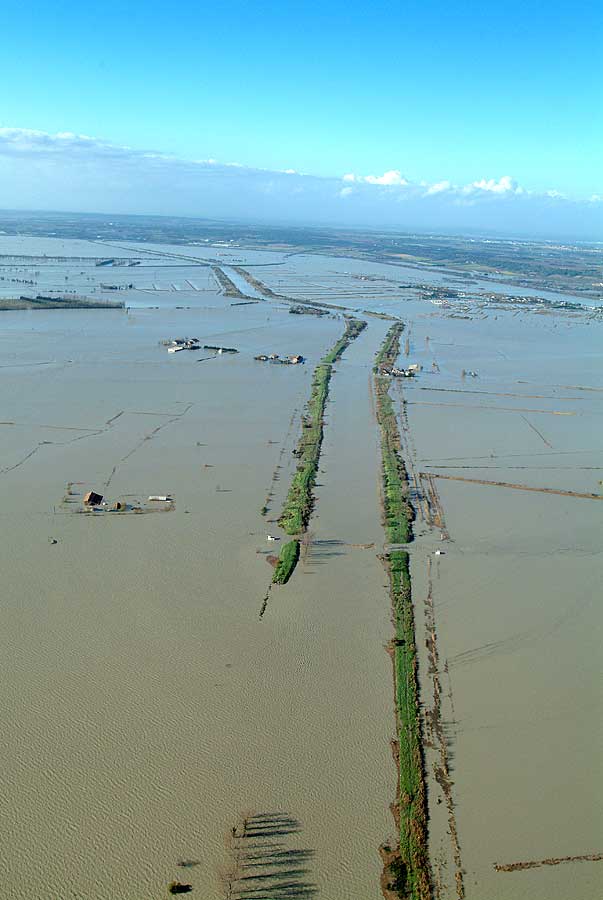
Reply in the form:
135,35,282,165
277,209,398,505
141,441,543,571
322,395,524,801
374,323,431,900
270,316,367,584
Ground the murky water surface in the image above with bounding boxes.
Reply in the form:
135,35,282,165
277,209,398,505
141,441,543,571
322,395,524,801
397,310,603,900
0,237,600,899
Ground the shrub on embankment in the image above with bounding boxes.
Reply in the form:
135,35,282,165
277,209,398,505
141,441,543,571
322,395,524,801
374,321,404,373
272,540,300,584
374,377,413,544
389,550,429,900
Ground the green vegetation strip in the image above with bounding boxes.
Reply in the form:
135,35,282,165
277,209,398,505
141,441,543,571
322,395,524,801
375,378,413,545
375,324,430,900
271,317,366,587
374,320,404,374
271,539,300,584
374,323,412,545
278,316,366,538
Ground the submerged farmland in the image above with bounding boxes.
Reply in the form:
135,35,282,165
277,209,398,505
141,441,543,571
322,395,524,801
0,231,601,900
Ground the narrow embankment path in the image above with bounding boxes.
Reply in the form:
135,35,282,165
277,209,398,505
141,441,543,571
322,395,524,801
374,324,432,900
267,317,366,589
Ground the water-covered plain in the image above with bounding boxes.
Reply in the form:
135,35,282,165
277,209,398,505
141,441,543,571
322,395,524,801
0,236,600,899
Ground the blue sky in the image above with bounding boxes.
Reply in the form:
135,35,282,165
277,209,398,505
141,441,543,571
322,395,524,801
0,0,601,236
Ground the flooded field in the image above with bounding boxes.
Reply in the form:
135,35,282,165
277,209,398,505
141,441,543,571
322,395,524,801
396,312,603,900
0,236,600,899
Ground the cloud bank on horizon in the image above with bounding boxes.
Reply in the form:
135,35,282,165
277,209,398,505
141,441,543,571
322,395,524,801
0,128,600,239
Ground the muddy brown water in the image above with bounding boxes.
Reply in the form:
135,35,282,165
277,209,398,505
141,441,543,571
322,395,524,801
0,237,601,899
398,311,603,900
0,263,393,898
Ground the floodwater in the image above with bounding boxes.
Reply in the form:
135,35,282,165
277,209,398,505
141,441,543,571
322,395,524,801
0,236,601,899
0,240,394,900
396,311,603,900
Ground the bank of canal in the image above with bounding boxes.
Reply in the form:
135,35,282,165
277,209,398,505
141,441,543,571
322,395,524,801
374,323,430,900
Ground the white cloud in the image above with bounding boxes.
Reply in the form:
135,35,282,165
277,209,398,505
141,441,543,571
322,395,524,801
425,180,451,195
465,175,523,195
0,128,247,171
365,170,408,186
0,127,597,238
345,169,408,186
0,127,131,159
339,170,528,201
0,131,547,208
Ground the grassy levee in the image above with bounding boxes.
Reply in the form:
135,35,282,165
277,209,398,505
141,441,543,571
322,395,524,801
272,539,301,584
389,550,430,900
375,378,414,545
278,317,366,539
375,324,430,900
374,320,404,374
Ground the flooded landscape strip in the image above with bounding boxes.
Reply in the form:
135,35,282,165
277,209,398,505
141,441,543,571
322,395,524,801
0,294,125,309
493,852,603,873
